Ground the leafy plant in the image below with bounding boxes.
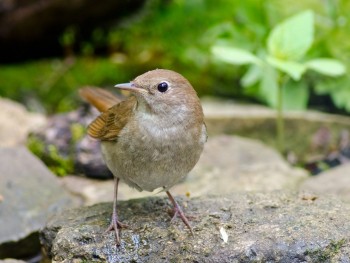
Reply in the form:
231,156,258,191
211,10,346,151
2,0,350,117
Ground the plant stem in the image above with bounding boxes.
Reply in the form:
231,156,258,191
276,76,286,153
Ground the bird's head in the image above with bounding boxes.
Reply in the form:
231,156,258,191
115,69,201,117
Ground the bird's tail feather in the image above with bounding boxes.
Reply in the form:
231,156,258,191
79,87,121,113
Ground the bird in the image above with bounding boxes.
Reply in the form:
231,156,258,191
79,69,207,245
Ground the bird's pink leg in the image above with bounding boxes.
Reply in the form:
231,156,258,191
105,177,128,245
166,190,194,235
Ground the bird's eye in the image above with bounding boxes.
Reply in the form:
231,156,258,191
157,82,168,92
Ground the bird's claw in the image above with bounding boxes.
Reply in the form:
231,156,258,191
105,218,128,245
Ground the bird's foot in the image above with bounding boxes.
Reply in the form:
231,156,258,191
105,215,128,245
169,204,194,235
166,191,194,235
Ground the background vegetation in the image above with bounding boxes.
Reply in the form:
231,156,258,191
0,0,349,114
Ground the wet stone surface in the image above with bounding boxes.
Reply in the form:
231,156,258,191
41,191,350,263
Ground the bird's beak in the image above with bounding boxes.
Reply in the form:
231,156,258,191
114,82,144,93
114,83,133,90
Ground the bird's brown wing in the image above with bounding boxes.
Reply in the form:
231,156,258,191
79,87,121,113
79,87,137,141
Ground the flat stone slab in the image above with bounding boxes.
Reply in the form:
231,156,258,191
180,135,307,195
0,147,74,259
40,191,350,262
301,163,350,203
202,98,350,133
202,99,350,160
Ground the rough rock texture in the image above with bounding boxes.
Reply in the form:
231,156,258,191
0,97,46,147
40,191,350,262
60,135,307,205
301,163,350,203
0,147,75,259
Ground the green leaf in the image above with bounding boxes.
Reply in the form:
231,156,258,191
211,45,261,65
282,80,309,110
331,88,350,112
306,59,346,77
267,10,314,60
314,81,335,95
267,57,307,80
259,64,278,107
314,76,350,112
241,65,262,87
325,77,350,112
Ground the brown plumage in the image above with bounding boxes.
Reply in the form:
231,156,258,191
79,87,121,112
80,87,136,140
79,69,207,245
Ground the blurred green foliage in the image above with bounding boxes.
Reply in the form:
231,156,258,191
27,123,86,176
0,0,349,113
0,58,138,112
211,10,346,151
209,1,350,112
27,136,74,176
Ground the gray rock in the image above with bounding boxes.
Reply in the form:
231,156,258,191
0,147,75,259
202,98,350,133
202,98,350,161
0,97,46,147
40,191,350,262
172,135,307,196
301,163,350,203
60,175,115,205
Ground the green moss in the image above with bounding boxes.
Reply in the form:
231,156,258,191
71,123,86,143
27,135,45,158
305,239,346,262
27,136,74,176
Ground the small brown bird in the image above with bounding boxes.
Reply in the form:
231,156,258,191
80,69,207,245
